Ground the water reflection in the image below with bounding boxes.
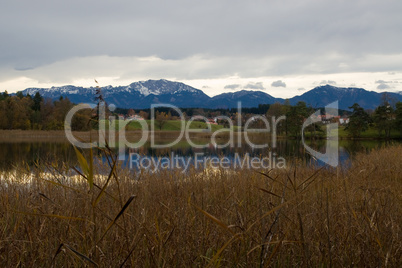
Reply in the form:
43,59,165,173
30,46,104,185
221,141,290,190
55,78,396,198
0,142,77,171
0,139,399,172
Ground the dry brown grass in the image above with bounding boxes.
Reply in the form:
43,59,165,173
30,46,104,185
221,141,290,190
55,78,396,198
0,145,401,267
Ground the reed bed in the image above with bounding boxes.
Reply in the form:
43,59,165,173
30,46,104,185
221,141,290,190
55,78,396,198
0,145,401,267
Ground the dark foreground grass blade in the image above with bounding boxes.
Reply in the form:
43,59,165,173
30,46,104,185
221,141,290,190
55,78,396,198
98,195,136,243
63,243,99,267
51,243,99,267
50,243,64,268
257,187,282,199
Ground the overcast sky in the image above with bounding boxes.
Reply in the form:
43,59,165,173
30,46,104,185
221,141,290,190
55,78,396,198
1,0,402,97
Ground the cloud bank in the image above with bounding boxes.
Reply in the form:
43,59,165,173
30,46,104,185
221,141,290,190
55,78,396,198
271,80,286,88
0,0,401,96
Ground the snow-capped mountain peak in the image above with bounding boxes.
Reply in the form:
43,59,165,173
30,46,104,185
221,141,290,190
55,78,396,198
15,80,402,109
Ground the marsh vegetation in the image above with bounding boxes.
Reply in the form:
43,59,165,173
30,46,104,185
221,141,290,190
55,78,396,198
0,145,401,266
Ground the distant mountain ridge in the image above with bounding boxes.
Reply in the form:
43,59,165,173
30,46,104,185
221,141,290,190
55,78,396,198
18,80,402,110
22,79,211,109
208,90,283,109
289,85,402,110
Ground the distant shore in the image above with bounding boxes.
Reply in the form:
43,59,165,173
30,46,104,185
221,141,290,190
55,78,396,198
0,129,242,143
0,130,89,142
0,129,400,142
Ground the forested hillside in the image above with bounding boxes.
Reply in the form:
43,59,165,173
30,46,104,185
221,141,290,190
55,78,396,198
0,91,91,130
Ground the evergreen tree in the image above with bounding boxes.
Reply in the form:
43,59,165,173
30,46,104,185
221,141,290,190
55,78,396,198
2,90,9,100
266,102,285,134
395,102,402,136
345,103,371,138
373,104,394,138
286,101,309,138
32,92,42,111
16,91,24,99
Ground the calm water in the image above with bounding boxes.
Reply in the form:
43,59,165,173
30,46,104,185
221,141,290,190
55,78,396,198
0,138,399,172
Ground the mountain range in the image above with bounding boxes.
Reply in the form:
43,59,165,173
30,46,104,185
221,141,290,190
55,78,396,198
18,79,402,110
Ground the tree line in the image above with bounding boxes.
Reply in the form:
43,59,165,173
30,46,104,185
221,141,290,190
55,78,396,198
263,100,402,139
0,91,91,130
346,101,402,139
1,90,401,139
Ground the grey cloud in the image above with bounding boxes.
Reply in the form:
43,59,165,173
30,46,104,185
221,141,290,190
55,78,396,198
244,82,265,90
375,80,392,84
377,83,391,90
14,67,34,71
0,0,402,83
320,80,337,85
297,87,306,91
271,80,286,88
224,84,241,90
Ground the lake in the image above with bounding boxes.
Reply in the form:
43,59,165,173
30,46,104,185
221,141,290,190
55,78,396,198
0,135,398,172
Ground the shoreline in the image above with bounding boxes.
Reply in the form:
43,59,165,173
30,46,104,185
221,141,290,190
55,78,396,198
0,129,400,142
0,130,253,143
